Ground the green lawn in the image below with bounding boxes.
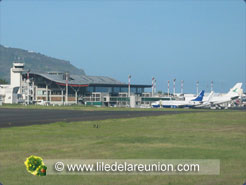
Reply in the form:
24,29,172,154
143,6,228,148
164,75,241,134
0,111,245,185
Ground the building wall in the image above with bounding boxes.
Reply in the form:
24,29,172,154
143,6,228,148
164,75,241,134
10,63,24,89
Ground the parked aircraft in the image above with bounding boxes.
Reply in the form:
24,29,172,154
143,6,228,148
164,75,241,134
197,83,242,109
152,90,205,108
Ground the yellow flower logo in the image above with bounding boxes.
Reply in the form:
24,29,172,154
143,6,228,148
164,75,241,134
24,155,47,176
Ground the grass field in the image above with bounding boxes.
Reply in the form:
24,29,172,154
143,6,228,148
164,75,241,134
0,111,245,185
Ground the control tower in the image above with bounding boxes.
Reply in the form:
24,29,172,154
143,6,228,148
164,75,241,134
10,62,24,88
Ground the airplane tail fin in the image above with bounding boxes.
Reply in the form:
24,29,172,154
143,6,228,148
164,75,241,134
192,90,205,101
227,83,242,97
206,91,214,102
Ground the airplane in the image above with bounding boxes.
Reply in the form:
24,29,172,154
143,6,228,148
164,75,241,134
196,83,242,109
152,90,205,108
195,91,214,108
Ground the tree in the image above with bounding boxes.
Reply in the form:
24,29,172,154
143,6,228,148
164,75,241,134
0,78,8,84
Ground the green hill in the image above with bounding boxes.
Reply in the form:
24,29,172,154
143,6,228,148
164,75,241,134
0,45,86,82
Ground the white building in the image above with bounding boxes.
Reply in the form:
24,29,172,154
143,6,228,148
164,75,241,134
0,63,24,104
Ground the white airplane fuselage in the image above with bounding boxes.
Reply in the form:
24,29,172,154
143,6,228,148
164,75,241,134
197,83,242,108
152,91,205,108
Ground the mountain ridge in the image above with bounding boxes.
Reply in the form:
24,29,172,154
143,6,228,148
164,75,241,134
0,45,86,82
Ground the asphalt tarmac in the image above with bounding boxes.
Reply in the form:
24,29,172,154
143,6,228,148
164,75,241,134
0,108,196,128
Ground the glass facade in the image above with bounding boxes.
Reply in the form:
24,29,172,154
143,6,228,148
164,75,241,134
113,87,120,93
86,86,145,94
95,87,112,93
120,87,128,92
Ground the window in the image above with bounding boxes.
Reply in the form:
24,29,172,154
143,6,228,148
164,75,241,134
87,86,94,92
37,90,42,95
113,87,120,93
37,84,46,88
95,87,112,93
130,88,136,93
120,88,128,92
51,90,61,95
15,66,24,68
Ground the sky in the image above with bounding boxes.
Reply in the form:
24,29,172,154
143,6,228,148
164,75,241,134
0,0,245,93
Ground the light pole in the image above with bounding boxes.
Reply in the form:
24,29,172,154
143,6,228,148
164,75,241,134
152,77,155,97
65,72,69,105
168,80,170,97
181,80,184,94
154,79,157,94
128,75,131,97
173,78,176,96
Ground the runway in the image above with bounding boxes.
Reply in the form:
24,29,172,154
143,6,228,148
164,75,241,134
0,108,196,128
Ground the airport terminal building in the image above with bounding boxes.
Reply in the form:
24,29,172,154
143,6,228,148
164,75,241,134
24,71,152,106
1,63,161,107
